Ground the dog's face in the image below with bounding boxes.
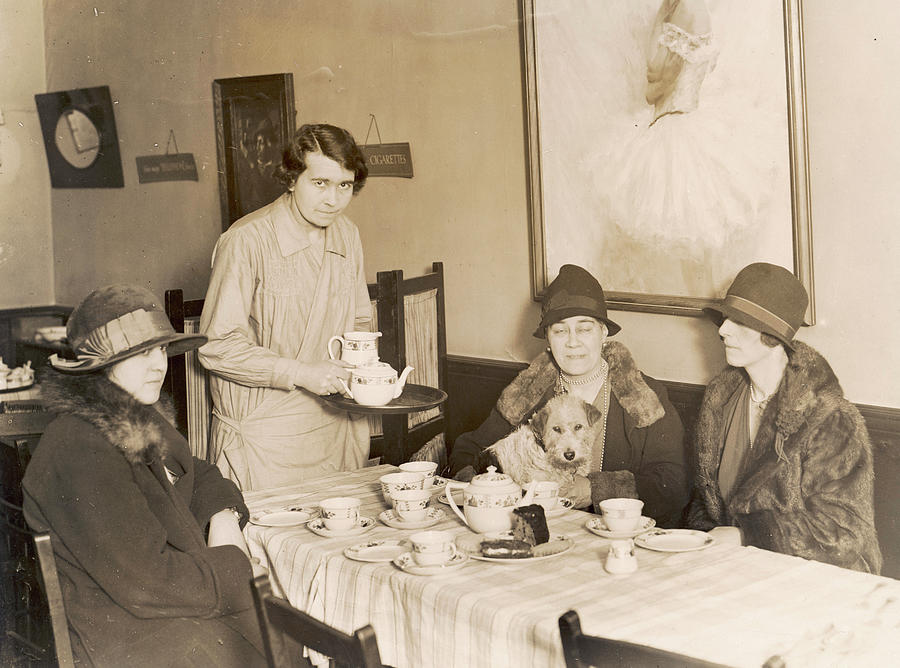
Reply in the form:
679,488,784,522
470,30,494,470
529,395,601,471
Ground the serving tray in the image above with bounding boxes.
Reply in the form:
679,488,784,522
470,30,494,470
321,383,447,415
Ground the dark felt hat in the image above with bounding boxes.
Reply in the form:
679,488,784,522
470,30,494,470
534,264,621,338
704,263,808,349
50,284,207,374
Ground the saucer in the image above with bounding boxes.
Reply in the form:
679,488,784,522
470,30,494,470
344,539,409,563
392,550,469,575
378,507,445,530
307,516,376,538
250,506,320,527
585,515,656,539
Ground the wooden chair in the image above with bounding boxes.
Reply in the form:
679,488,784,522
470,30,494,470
1,498,75,668
251,574,383,668
558,609,726,668
368,262,448,467
163,289,212,462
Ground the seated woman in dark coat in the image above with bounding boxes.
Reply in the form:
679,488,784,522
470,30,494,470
685,263,882,573
449,264,689,528
23,285,273,667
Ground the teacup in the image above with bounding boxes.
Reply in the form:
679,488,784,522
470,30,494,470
525,480,560,512
327,331,382,367
598,498,644,533
409,530,457,566
605,538,638,574
391,488,432,522
319,496,361,532
380,471,426,504
399,461,438,489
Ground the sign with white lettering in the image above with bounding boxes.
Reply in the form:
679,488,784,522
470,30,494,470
360,142,413,178
135,153,199,183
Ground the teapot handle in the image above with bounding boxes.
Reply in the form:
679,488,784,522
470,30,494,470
444,480,469,527
327,335,345,361
336,377,353,399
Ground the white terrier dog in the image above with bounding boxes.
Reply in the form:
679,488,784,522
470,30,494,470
479,394,602,487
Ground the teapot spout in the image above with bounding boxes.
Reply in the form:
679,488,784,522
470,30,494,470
394,365,415,397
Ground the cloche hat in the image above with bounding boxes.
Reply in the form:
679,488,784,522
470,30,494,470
704,262,808,349
50,284,207,374
533,264,621,338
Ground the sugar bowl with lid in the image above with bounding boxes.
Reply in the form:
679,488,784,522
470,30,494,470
445,466,524,534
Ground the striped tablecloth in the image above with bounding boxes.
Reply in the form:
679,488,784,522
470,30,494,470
243,465,900,668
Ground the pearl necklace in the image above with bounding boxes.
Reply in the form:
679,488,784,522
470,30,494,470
559,362,608,387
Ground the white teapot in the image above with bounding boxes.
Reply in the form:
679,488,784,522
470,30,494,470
446,466,536,534
338,363,414,406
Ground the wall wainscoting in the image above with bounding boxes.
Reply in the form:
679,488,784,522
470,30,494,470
446,354,900,579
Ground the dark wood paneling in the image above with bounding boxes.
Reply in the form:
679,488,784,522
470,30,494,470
446,355,900,579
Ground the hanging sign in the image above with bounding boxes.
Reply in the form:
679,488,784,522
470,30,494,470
359,115,413,178
136,154,198,183
360,142,413,178
135,130,198,183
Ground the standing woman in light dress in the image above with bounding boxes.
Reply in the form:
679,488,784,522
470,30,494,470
200,124,373,491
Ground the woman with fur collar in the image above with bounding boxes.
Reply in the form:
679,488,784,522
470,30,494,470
685,263,882,573
23,285,272,666
449,265,689,527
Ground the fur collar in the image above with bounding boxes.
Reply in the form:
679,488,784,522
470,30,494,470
39,369,175,466
497,341,665,428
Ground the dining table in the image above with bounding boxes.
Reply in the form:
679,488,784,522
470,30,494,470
242,464,900,668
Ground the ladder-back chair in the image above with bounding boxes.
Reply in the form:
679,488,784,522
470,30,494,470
251,574,383,668
368,262,448,467
163,289,212,461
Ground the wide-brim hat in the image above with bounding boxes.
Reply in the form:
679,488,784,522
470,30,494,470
533,264,621,338
51,284,207,374
703,262,808,350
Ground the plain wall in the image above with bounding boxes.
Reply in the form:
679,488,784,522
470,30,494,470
0,1,53,307
5,0,900,408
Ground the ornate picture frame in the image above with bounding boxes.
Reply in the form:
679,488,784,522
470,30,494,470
522,0,814,322
212,73,295,230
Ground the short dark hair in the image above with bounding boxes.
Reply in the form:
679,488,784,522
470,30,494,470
273,123,368,194
760,332,783,349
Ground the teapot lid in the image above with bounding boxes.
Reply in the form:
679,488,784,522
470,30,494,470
470,466,517,490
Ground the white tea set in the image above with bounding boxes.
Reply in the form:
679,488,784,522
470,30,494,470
328,331,414,406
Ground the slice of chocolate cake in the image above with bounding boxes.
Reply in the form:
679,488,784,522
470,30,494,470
511,504,550,546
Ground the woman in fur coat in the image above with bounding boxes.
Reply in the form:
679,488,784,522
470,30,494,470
22,285,272,667
449,265,689,527
685,263,882,573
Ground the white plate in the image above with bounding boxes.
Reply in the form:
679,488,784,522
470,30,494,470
392,550,469,575
378,507,445,530
635,529,716,552
584,515,656,539
250,507,320,527
455,532,574,563
307,516,376,538
344,539,409,563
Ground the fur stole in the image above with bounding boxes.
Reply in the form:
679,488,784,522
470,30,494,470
39,369,175,466
496,342,665,428
694,341,863,521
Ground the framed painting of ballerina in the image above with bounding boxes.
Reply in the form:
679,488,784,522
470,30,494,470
522,0,815,322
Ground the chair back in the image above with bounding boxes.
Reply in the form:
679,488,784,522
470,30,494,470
251,575,382,668
368,261,448,466
558,609,726,668
163,289,212,461
1,497,75,668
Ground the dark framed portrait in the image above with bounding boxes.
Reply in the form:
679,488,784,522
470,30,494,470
34,85,124,188
212,73,295,230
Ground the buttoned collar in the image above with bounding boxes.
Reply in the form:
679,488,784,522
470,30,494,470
272,193,348,258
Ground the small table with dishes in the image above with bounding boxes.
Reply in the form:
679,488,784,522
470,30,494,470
243,465,900,668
